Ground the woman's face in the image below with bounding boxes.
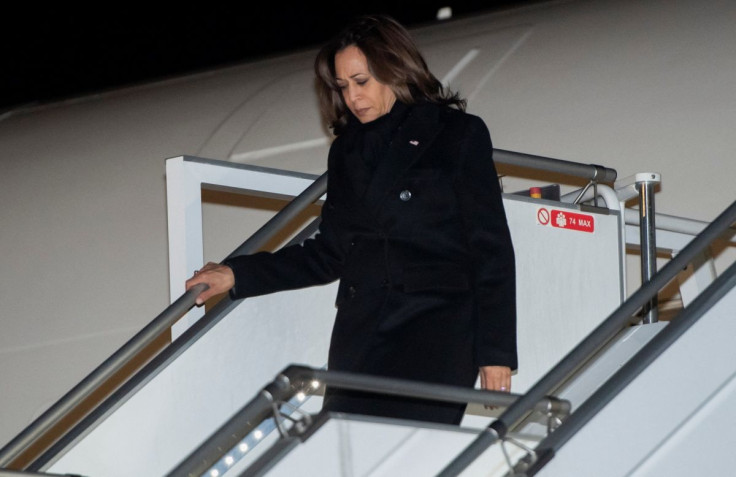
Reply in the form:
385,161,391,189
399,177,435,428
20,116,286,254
334,45,396,123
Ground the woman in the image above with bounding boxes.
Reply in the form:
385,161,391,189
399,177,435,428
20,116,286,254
186,14,517,425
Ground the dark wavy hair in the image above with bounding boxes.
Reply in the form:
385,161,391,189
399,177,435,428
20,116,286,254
314,14,466,133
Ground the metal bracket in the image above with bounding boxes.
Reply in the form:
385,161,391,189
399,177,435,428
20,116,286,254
544,396,568,434
547,413,564,435
613,172,661,202
500,400,567,475
270,399,313,438
500,435,537,477
572,180,599,206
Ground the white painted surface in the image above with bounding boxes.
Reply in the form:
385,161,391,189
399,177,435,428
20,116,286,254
3,0,736,459
260,416,507,477
502,197,623,394
47,284,338,477
45,172,622,476
165,157,323,337
538,280,736,476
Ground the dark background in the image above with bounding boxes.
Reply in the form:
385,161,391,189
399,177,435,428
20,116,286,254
2,2,536,112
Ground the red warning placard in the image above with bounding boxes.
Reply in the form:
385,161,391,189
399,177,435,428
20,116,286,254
549,209,595,233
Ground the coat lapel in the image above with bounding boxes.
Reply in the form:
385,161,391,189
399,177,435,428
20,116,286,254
361,103,444,215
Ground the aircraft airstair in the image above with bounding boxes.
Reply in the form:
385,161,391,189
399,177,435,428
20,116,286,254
1,151,734,477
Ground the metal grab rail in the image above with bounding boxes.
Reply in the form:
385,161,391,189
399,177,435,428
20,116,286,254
523,257,736,476
622,208,736,240
224,173,327,258
493,149,617,183
0,470,71,477
438,199,736,477
0,173,328,470
166,365,572,477
0,284,206,469
1,149,617,471
0,150,612,469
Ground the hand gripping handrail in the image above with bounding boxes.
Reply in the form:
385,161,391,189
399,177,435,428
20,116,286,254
165,365,571,477
438,199,736,477
25,181,327,472
0,283,207,469
0,149,615,470
0,173,328,470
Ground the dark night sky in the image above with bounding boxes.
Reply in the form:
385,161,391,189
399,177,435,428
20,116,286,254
2,2,536,111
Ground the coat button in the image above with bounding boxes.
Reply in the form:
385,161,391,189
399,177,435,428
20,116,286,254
348,286,357,298
399,190,412,201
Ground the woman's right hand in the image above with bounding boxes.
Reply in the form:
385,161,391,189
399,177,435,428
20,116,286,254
185,262,235,305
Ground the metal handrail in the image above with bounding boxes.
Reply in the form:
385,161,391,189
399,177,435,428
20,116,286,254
0,471,70,477
28,232,329,472
1,149,616,470
224,173,327,258
166,365,572,477
523,257,736,476
622,208,736,241
493,149,617,183
0,284,206,469
438,199,736,476
0,173,328,470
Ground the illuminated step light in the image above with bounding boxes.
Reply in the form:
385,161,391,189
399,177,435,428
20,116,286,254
204,371,328,476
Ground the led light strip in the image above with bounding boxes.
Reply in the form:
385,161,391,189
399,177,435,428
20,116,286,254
204,380,321,476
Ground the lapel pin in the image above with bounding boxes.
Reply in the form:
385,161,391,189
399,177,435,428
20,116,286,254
409,140,419,146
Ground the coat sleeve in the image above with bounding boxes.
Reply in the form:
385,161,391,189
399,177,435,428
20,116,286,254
453,115,518,371
223,204,345,299
223,144,347,299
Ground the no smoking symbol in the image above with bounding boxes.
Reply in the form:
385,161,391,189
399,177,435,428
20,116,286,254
537,208,550,225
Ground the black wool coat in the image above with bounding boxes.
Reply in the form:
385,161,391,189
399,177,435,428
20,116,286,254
225,101,517,424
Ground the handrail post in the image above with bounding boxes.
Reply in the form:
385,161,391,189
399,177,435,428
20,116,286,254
636,173,661,324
